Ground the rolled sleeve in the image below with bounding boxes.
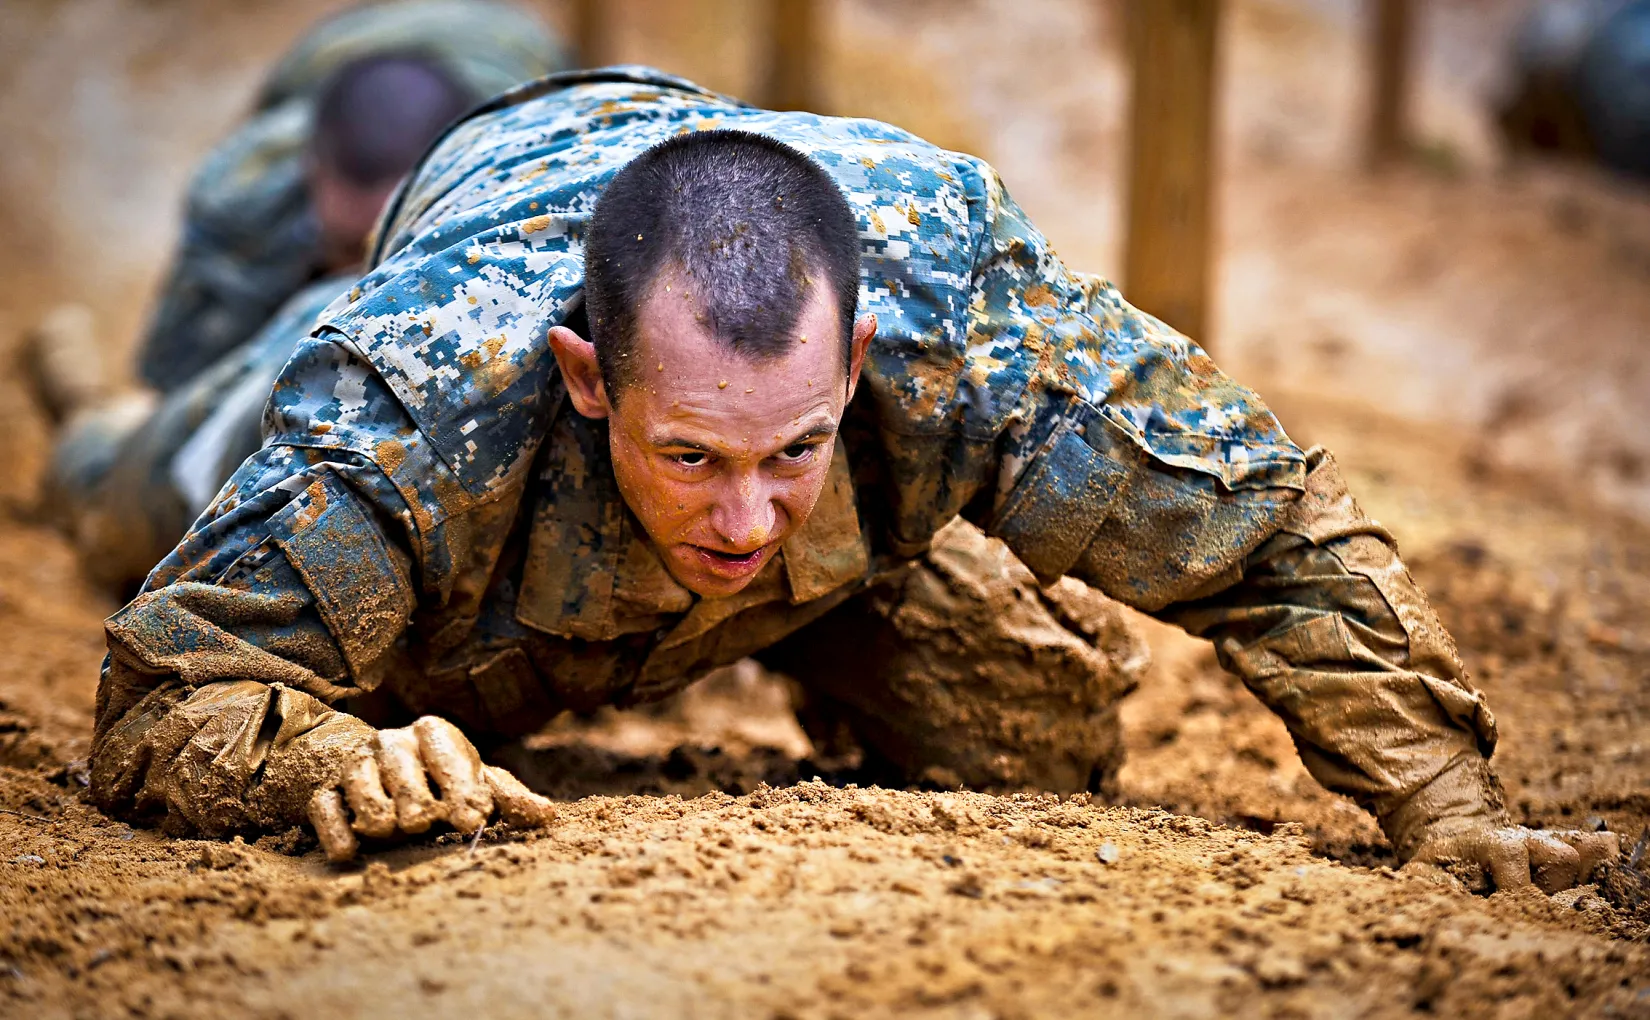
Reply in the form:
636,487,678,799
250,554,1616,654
1159,450,1495,821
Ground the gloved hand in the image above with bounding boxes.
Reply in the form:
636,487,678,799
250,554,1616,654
1402,820,1619,893
1386,756,1619,893
307,715,556,863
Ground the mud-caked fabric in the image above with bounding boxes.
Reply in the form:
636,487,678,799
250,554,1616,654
94,68,1497,846
761,519,1149,796
135,0,568,393
1153,448,1498,831
90,675,377,838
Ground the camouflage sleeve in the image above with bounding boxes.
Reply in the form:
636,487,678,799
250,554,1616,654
1149,450,1501,852
965,175,1497,843
89,329,506,837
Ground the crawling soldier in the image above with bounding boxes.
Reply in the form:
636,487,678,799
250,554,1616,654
37,0,567,591
90,68,1617,892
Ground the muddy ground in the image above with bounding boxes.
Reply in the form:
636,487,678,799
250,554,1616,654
2,0,1649,1017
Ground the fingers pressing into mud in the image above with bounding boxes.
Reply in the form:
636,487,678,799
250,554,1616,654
483,764,557,828
341,745,397,839
308,788,359,864
308,717,555,864
1407,824,1623,895
415,716,492,833
1484,826,1621,893
1482,829,1534,892
1555,830,1621,883
1527,831,1582,894
376,726,443,834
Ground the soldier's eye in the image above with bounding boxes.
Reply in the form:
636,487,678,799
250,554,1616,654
671,451,709,467
775,443,814,463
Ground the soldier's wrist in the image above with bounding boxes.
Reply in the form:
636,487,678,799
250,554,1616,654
1379,754,1509,862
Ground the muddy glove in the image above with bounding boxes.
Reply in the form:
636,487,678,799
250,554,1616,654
307,715,556,863
1388,757,1619,893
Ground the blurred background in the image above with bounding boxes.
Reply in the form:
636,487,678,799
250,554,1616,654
1,0,1647,529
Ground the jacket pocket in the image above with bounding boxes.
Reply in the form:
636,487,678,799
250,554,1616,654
992,402,1134,582
270,469,415,686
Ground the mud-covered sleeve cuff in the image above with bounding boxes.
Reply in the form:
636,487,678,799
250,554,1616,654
90,673,374,837
92,460,412,832
1154,447,1501,821
1378,755,1509,861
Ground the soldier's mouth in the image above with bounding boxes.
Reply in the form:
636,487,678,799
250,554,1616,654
687,544,769,577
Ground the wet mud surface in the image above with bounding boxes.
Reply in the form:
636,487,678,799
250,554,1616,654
3,0,1650,1016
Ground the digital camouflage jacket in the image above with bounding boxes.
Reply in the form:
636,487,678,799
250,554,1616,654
135,0,568,393
92,68,1499,856
51,276,353,593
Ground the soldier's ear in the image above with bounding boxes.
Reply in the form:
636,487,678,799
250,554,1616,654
549,324,612,419
844,313,877,404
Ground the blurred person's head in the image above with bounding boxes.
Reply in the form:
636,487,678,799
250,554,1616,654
308,53,474,268
547,130,874,599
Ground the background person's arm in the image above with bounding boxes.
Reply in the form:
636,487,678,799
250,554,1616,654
135,104,322,393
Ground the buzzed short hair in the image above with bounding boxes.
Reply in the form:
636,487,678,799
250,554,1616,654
311,53,475,187
583,129,862,395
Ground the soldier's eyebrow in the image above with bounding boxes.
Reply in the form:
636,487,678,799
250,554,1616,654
784,424,837,445
657,436,716,452
654,422,837,452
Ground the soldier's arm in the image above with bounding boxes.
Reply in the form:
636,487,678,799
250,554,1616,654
93,332,413,835
960,173,1613,889
90,329,544,844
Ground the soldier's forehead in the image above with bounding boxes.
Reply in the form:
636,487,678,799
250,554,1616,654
628,282,845,381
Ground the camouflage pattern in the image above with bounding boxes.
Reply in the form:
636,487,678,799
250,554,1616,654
51,277,352,591
136,0,568,393
92,69,1498,848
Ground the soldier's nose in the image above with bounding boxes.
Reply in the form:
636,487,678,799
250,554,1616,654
713,486,776,552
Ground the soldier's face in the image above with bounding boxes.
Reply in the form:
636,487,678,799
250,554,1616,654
550,276,875,599
308,163,398,271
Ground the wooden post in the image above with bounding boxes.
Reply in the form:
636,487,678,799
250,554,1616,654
1367,0,1413,165
1122,0,1221,345
764,0,822,112
573,0,614,67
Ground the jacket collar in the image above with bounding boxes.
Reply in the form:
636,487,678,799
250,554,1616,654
515,408,867,642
